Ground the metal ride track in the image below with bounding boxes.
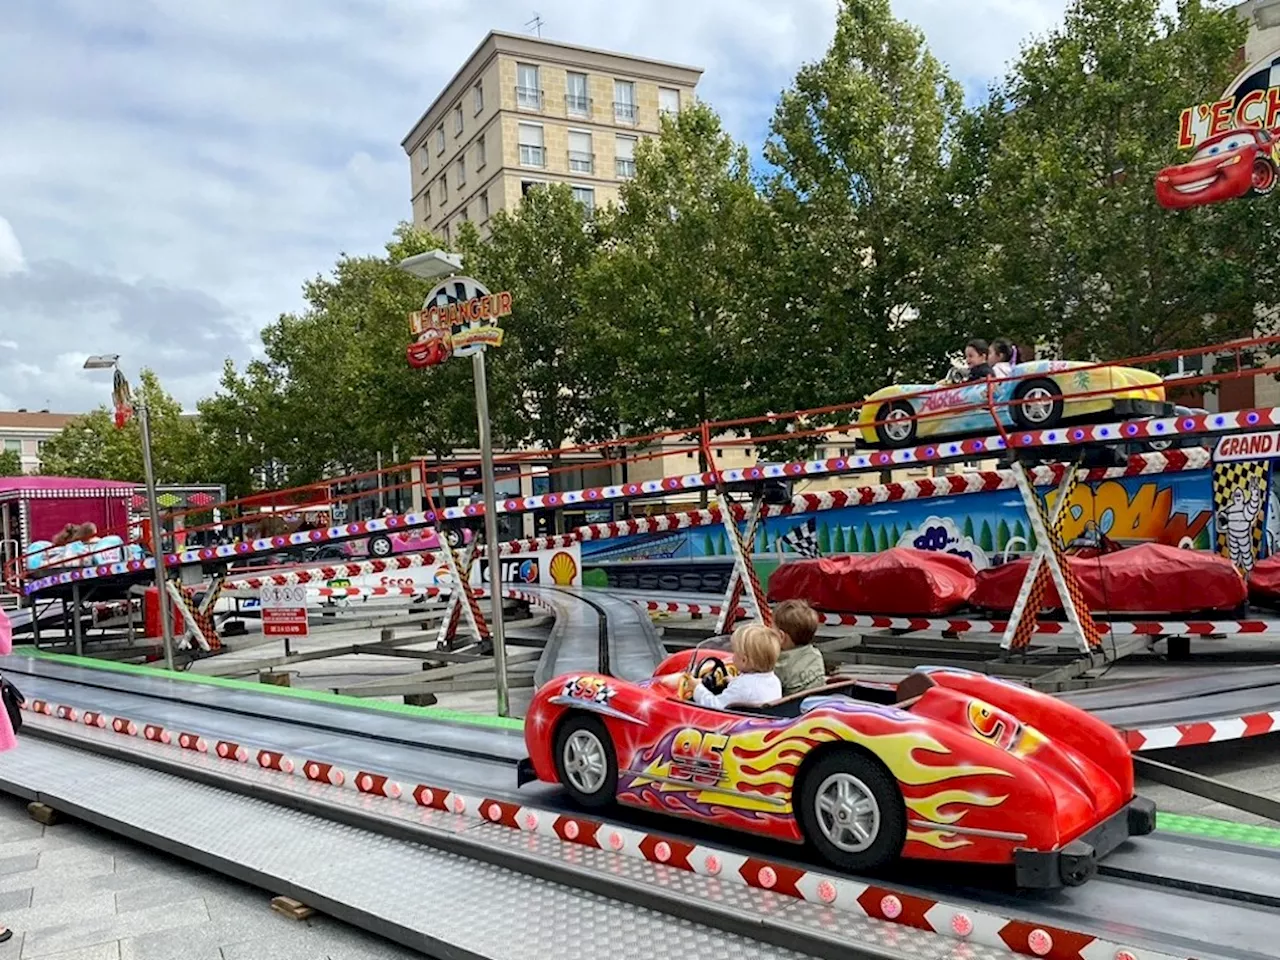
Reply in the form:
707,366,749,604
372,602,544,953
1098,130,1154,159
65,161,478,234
1,655,1275,960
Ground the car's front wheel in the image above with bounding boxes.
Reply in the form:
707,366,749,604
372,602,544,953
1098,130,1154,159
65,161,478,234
874,401,918,448
797,749,905,873
1253,157,1277,195
368,535,393,558
553,714,617,809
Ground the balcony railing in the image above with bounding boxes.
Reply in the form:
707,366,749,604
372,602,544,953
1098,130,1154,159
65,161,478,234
516,86,543,110
613,101,638,123
520,145,546,167
568,150,594,174
615,158,636,179
565,93,591,117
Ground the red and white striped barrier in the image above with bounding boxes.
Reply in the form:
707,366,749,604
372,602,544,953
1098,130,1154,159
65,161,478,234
25,432,1216,594
23,700,1192,960
637,598,1280,640
224,554,437,591
1122,712,1280,751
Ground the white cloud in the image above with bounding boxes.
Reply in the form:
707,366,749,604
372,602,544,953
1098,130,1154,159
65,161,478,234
0,0,1072,414
0,217,25,276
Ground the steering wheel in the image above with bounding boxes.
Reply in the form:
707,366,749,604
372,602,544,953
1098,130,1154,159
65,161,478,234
690,655,734,696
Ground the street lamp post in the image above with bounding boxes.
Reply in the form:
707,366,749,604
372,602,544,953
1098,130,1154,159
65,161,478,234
398,251,511,716
83,354,175,670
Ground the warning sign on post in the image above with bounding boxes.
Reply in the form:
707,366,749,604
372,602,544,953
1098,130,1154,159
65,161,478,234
261,584,309,637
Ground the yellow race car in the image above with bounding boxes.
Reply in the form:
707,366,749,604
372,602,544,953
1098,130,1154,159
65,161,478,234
857,360,1169,448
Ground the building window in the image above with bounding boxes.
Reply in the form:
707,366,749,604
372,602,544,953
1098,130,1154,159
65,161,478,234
418,144,430,173
3,440,19,454
568,130,593,173
480,190,490,220
460,206,469,223
571,185,595,213
659,87,680,115
517,63,541,109
521,180,544,197
455,156,466,186
476,134,486,168
437,176,447,204
518,123,545,167
453,103,464,136
424,189,431,215
443,223,451,244
436,126,445,154
566,72,589,117
615,135,637,178
613,79,637,123
473,81,484,115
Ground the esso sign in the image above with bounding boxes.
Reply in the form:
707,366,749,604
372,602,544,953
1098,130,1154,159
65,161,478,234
379,576,416,588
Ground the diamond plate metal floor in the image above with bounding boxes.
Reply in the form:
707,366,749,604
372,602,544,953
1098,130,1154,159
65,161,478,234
0,731,1021,960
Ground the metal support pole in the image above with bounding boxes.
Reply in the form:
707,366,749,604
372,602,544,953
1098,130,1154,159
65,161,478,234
472,351,509,716
71,582,84,657
139,401,175,670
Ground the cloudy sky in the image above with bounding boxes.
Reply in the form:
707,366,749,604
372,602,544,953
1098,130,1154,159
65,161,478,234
0,0,1073,414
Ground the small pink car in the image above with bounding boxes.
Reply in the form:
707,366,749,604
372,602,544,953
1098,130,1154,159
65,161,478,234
343,526,471,559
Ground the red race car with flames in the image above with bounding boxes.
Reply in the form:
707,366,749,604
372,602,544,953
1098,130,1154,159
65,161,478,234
1155,126,1279,210
519,653,1154,887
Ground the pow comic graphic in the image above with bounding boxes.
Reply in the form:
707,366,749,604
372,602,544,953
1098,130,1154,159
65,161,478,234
1212,460,1269,573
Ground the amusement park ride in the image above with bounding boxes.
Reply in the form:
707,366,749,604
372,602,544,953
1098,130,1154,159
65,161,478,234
2,330,1280,959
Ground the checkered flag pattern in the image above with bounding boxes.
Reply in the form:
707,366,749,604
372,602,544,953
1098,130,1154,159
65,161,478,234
780,518,821,559
1212,459,1268,571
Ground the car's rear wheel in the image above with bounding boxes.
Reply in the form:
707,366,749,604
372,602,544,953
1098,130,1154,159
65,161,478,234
1010,378,1064,430
1253,157,1277,195
368,535,393,558
874,401,918,448
553,714,617,809
444,529,462,548
797,749,905,873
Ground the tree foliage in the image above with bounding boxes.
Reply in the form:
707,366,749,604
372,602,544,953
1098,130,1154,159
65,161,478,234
0,449,20,477
764,0,966,403
945,0,1274,360
38,370,207,484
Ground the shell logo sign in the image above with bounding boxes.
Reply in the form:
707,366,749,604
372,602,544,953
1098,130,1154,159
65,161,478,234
549,551,578,586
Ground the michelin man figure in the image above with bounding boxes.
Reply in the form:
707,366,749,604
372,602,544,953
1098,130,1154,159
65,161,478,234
1218,476,1265,572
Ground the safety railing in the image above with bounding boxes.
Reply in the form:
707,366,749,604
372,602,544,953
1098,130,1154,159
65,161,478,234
16,334,1280,587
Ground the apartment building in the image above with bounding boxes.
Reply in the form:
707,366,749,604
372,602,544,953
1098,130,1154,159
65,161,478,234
0,410,75,474
400,31,702,241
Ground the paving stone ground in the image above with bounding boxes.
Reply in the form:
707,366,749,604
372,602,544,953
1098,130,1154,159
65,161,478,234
0,795,420,960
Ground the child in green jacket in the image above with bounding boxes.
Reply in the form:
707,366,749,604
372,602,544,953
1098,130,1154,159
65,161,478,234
773,600,826,696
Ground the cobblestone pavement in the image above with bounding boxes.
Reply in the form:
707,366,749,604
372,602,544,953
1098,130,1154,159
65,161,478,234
0,796,420,960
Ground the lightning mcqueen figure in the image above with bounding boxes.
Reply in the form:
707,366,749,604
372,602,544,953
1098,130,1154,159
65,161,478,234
1155,126,1279,210
519,654,1155,887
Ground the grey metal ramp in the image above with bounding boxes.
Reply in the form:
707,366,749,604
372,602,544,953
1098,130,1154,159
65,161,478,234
0,654,526,760
0,735,1007,960
8,671,532,799
527,587,666,688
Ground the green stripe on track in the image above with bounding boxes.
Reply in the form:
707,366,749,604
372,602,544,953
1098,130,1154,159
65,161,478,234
1158,811,1280,848
13,648,524,732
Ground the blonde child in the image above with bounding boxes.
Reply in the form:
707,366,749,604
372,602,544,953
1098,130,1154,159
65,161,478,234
773,600,827,696
691,623,783,709
655,623,783,709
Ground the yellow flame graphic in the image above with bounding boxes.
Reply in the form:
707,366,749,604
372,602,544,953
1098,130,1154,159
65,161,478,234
906,788,1007,824
908,828,974,850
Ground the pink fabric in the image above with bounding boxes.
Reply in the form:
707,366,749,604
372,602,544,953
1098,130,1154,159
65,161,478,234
0,609,15,752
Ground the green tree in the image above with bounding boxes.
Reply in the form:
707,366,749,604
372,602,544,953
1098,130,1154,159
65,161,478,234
945,0,1272,360
860,524,876,553
818,523,832,554
39,371,208,485
763,0,966,410
979,520,995,553
833,526,847,553
996,519,1012,550
585,103,774,438
0,449,20,477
